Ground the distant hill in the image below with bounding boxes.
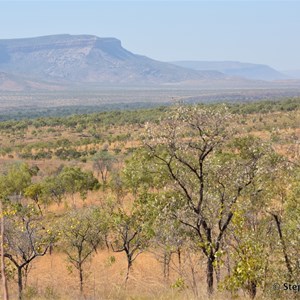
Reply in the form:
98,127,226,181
0,34,226,88
282,70,300,79
170,61,288,81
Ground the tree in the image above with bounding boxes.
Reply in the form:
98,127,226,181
92,151,116,189
40,166,100,207
222,206,270,299
40,175,66,205
264,156,300,286
143,105,270,295
122,155,184,281
59,207,108,294
0,200,9,300
112,152,168,284
110,204,151,284
3,204,54,300
58,166,100,205
24,183,45,215
150,208,186,283
0,163,34,300
0,163,32,199
0,163,57,300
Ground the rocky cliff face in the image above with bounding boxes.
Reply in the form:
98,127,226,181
0,34,225,85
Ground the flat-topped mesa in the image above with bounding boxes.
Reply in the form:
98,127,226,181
0,34,227,86
0,34,123,52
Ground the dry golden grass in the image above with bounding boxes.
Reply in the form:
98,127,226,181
4,249,242,300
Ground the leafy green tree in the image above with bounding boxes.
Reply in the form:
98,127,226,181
264,158,300,289
40,175,66,205
110,202,152,284
122,157,184,281
0,163,54,300
24,183,45,215
0,163,35,300
93,151,116,189
0,163,33,199
59,207,108,294
143,105,271,295
58,166,100,204
3,204,55,300
222,152,300,300
149,204,185,281
222,206,270,299
38,166,100,207
109,170,126,203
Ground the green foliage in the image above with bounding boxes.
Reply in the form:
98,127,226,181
221,208,268,297
2,201,56,300
227,98,300,114
122,148,169,195
110,196,155,283
39,175,66,205
171,277,188,290
139,103,284,295
105,255,116,267
0,163,33,198
58,166,99,199
23,286,39,299
20,166,96,207
59,206,108,258
43,285,60,300
93,151,116,187
58,206,109,291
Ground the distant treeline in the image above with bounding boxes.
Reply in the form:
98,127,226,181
227,97,300,114
0,101,170,122
0,98,299,127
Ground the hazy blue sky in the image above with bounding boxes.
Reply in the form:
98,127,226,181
0,1,299,70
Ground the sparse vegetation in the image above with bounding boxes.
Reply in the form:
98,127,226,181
0,98,299,299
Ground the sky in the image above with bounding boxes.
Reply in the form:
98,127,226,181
0,1,299,70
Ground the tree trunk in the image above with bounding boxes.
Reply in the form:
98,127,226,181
248,281,257,299
0,203,9,300
272,214,293,280
35,200,43,216
79,264,83,294
177,247,182,273
189,253,199,299
207,256,214,296
215,263,221,284
72,193,76,208
125,257,132,285
163,251,171,279
17,267,23,300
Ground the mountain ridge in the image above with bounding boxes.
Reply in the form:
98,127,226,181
170,60,288,81
0,34,227,88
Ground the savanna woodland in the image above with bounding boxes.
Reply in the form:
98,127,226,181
0,98,299,300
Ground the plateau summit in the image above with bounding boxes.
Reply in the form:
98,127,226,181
0,34,224,86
